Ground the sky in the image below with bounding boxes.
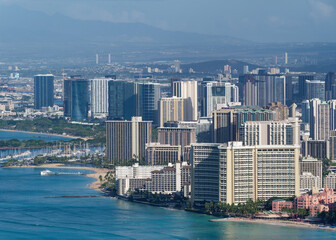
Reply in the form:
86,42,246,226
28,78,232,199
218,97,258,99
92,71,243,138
1,0,336,42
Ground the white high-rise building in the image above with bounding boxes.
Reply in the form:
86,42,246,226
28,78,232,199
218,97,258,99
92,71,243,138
243,65,249,74
309,99,330,140
329,100,336,131
285,52,288,65
91,78,112,117
203,81,239,117
173,80,198,121
191,142,300,206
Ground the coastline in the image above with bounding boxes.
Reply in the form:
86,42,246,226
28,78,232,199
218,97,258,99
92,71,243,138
6,163,110,191
0,129,89,141
5,164,336,234
210,217,336,232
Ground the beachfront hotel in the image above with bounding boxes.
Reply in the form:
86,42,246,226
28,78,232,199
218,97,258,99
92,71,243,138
273,186,336,216
116,162,191,195
191,142,300,206
106,116,152,165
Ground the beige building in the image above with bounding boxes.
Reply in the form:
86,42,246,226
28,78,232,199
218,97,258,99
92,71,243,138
159,97,192,127
324,172,336,190
106,116,152,165
145,143,181,165
300,157,322,188
264,102,289,120
172,80,198,121
300,172,321,192
191,142,300,206
212,106,274,143
158,127,196,159
243,118,300,146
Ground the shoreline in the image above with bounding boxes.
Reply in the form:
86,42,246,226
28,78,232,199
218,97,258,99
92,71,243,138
5,164,336,234
6,163,110,191
0,129,89,141
210,217,336,232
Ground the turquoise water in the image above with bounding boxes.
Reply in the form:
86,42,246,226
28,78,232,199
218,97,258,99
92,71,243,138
1,168,336,239
0,130,73,142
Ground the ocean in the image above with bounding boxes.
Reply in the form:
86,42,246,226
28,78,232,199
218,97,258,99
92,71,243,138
1,167,336,239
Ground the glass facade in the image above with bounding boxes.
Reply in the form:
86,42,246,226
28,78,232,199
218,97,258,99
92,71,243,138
34,75,54,109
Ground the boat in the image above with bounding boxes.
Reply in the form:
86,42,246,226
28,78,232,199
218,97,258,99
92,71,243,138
40,170,54,176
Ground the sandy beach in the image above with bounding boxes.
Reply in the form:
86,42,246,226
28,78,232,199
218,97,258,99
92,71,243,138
7,163,111,191
210,217,336,232
0,129,91,141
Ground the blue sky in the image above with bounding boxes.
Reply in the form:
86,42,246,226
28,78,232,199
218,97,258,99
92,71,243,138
1,0,336,42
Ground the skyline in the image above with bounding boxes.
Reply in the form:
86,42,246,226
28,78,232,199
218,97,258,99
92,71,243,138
1,0,336,43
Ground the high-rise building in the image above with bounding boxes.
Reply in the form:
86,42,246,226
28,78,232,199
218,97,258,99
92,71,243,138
145,143,181,165
301,139,328,160
285,52,288,65
300,157,322,188
286,75,293,104
200,81,239,117
238,74,286,106
34,74,54,109
329,130,336,162
309,99,330,140
108,81,160,123
64,77,89,121
306,80,325,101
106,116,152,165
191,142,300,206
243,65,249,74
301,100,310,124
264,102,289,120
140,82,161,124
173,80,198,120
298,75,314,100
300,172,321,192
158,127,196,161
212,106,274,143
159,97,192,127
91,77,112,117
242,118,300,146
108,80,138,120
329,100,336,131
325,72,336,101
325,172,336,190
164,117,213,143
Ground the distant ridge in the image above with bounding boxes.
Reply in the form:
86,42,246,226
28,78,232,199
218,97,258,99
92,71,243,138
0,5,249,58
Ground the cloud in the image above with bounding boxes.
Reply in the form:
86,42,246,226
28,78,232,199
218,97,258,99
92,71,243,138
309,0,334,20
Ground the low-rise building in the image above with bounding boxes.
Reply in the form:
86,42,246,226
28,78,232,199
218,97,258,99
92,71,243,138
294,186,336,216
116,163,166,195
272,200,293,212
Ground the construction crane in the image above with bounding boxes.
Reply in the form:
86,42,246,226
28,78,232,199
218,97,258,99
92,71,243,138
62,69,71,100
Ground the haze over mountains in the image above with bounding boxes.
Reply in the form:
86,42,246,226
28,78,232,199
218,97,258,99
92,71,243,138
1,5,336,66
0,6,249,60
